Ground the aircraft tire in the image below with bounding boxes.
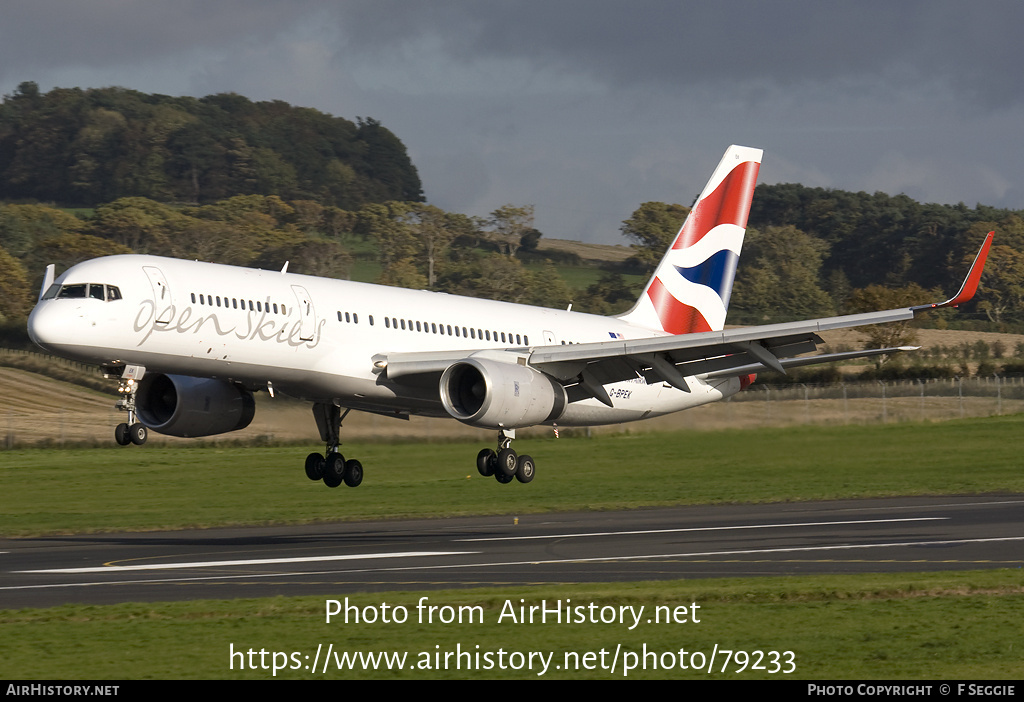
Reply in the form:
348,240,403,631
496,448,518,478
476,448,496,476
304,453,325,481
129,423,147,445
494,470,514,484
323,453,345,488
515,455,535,484
114,423,131,446
343,459,363,488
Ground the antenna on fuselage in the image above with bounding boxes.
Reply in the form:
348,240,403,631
281,261,289,274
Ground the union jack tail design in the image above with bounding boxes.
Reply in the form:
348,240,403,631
618,145,762,334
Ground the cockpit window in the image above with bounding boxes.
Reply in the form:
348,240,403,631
57,283,87,299
51,283,123,302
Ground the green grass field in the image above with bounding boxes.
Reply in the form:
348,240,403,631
3,416,1023,535
2,573,1021,679
2,416,1023,679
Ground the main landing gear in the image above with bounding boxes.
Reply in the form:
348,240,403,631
305,403,363,488
475,429,535,485
108,364,148,446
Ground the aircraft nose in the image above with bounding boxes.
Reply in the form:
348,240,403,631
27,302,71,352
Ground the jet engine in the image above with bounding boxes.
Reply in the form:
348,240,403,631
136,374,256,437
439,357,566,429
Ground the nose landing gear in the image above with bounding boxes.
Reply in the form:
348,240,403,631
107,364,148,446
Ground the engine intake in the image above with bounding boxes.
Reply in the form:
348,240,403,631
440,357,566,429
136,374,256,437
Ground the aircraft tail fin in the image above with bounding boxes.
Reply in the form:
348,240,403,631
618,145,762,334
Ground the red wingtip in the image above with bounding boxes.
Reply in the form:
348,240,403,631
934,231,993,309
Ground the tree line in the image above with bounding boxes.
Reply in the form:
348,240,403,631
0,196,579,328
0,82,422,208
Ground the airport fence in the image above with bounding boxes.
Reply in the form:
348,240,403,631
673,375,1024,431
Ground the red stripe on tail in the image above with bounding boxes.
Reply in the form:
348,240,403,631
672,160,760,250
647,277,713,334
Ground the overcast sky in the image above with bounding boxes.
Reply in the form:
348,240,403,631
2,1,1022,243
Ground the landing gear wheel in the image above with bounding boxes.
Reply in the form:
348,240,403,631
476,448,496,477
343,459,363,488
496,448,518,478
494,470,514,484
304,453,325,481
323,453,345,488
129,423,147,446
515,454,535,483
114,423,131,446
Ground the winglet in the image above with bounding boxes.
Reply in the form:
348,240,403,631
915,231,993,310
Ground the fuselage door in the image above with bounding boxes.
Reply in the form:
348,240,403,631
543,330,557,345
291,285,316,342
143,266,173,325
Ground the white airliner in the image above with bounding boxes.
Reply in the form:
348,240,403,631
26,146,993,489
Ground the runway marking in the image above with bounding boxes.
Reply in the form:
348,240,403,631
5,536,1022,594
341,536,1024,571
18,550,475,574
456,517,948,542
824,498,1024,513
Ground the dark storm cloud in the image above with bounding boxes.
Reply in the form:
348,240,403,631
0,2,1021,241
0,1,317,84
337,0,1024,105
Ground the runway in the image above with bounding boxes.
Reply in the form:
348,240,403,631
2,495,1022,608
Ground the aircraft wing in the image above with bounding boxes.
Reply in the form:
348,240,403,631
384,232,993,402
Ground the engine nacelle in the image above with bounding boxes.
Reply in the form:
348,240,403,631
439,357,567,430
136,374,256,438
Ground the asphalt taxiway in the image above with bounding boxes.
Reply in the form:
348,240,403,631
2,495,1022,608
